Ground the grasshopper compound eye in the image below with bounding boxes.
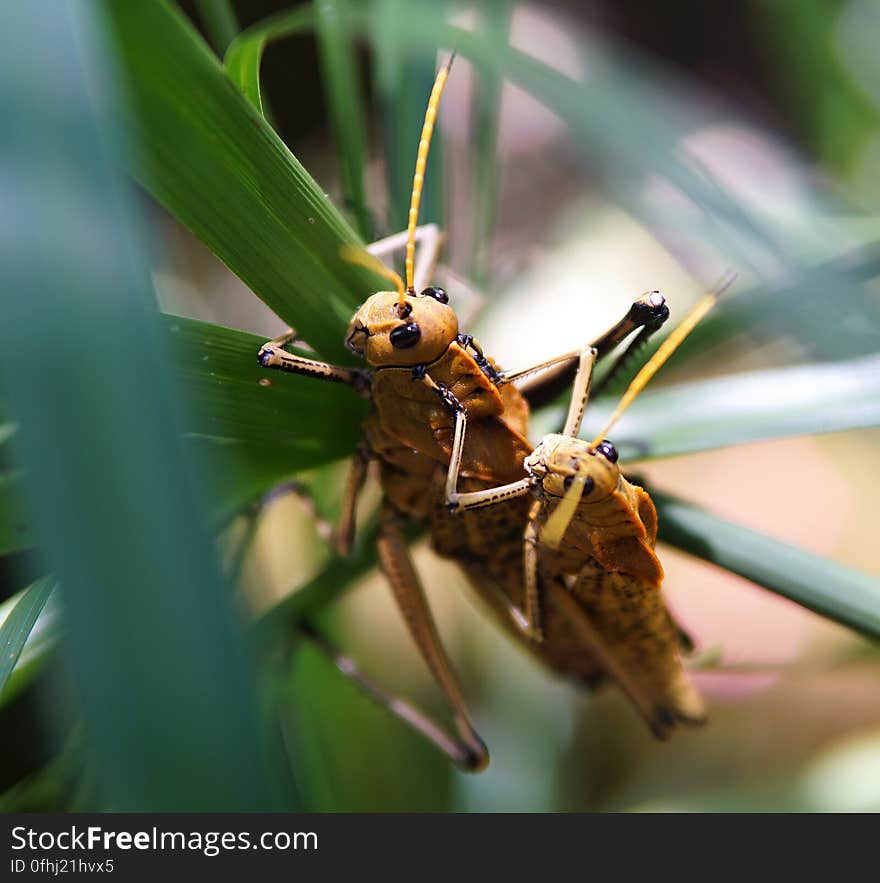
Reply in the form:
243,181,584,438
563,474,595,497
390,322,422,349
421,286,448,304
595,441,618,463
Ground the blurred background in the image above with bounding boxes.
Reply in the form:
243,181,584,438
2,0,879,812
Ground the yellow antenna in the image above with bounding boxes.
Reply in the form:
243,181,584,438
340,243,406,298
590,273,736,448
540,469,587,550
404,53,455,301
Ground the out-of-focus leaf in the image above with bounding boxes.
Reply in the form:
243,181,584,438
468,0,512,284
0,470,33,556
370,0,444,236
567,354,880,461
224,6,314,114
102,0,374,362
0,577,54,701
314,0,373,240
194,0,239,56
653,490,880,642
0,2,293,809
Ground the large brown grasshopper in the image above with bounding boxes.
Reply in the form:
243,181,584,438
258,57,683,769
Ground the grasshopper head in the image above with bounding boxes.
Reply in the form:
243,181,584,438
525,434,620,503
345,288,459,368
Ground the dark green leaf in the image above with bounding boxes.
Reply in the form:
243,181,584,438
0,2,293,809
194,0,239,56
314,0,373,240
225,6,315,113
654,490,880,642
102,0,375,362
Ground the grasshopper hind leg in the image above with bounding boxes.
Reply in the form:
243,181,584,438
377,505,489,772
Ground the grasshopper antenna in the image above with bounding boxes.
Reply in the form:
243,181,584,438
403,52,456,308
589,270,737,449
340,243,406,297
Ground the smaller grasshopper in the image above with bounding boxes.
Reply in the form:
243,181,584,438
444,288,729,736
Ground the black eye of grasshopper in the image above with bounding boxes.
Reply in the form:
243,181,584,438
596,441,618,463
563,474,595,496
421,286,448,304
390,322,422,349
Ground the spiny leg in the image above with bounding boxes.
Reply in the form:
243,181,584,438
333,445,370,557
367,223,444,295
521,498,545,642
298,621,482,768
591,292,670,398
257,328,366,388
562,346,598,439
517,291,670,406
414,372,531,511
376,505,488,771
442,344,597,513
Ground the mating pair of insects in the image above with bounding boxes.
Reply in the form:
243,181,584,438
259,58,723,770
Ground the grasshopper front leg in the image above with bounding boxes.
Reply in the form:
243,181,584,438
257,328,368,389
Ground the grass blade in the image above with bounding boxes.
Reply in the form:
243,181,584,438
194,0,239,56
314,0,373,240
653,490,880,642
0,577,54,700
371,0,444,236
0,1,293,810
102,0,375,361
0,469,33,556
468,0,512,284
224,6,315,114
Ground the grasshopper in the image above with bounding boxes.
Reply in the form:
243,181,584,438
444,292,729,736
257,57,673,768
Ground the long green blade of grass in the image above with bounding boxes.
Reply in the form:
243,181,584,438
102,0,375,362
314,0,373,240
0,577,54,700
468,0,512,284
0,583,59,710
225,6,315,114
370,0,444,236
0,469,33,556
654,490,880,642
0,2,293,810
194,0,239,56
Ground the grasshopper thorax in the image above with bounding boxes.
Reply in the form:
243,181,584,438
345,290,459,368
525,434,620,502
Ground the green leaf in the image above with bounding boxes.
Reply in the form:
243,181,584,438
0,2,293,809
468,0,512,283
0,469,33,556
314,0,373,240
653,490,880,642
194,0,239,56
102,0,375,362
0,577,54,701
225,6,315,114
370,0,444,235
567,354,880,461
163,314,367,463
